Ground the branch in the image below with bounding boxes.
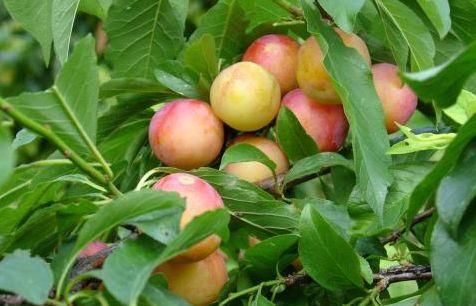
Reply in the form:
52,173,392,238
373,265,432,292
380,207,436,245
257,168,331,196
0,98,122,197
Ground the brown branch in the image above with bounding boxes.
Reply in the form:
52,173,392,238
0,294,25,305
373,265,432,292
257,168,331,196
380,207,436,245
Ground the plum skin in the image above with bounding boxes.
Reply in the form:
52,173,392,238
243,34,300,94
224,135,289,183
281,89,349,152
296,28,371,104
148,99,224,170
372,63,418,133
153,173,224,262
154,251,228,306
210,62,281,132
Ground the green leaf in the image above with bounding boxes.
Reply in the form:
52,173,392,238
190,0,248,64
0,126,14,188
220,143,276,174
387,124,456,155
436,143,476,237
295,198,353,240
6,36,99,157
407,115,476,224
244,234,299,275
239,0,295,32
140,274,191,306
317,0,365,33
79,0,112,19
416,0,451,38
105,0,187,79
443,90,476,125
402,42,476,108
419,286,443,306
102,210,229,306
55,190,184,297
99,78,172,99
302,0,392,221
299,205,362,290
52,0,81,65
11,129,37,150
284,152,353,186
276,106,318,164
0,250,53,305
98,116,150,165
431,215,476,306
193,168,299,234
181,34,219,86
382,162,435,229
3,0,53,63
375,0,435,70
450,0,476,44
154,61,206,100
252,295,275,306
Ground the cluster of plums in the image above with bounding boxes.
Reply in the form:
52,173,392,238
85,28,419,306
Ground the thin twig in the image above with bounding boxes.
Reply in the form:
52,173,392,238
273,0,304,17
52,86,115,180
0,98,122,197
380,207,436,245
257,168,331,196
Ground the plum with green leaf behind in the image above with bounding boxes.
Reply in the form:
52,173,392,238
297,28,371,104
243,34,300,94
154,251,228,306
210,62,281,131
372,63,418,133
153,173,224,262
149,99,224,170
282,89,349,152
224,135,289,183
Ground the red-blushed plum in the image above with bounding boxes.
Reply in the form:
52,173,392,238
149,99,224,170
154,251,228,306
282,89,349,152
210,62,281,131
372,63,418,133
153,173,224,262
297,28,371,104
243,34,299,94
224,135,289,183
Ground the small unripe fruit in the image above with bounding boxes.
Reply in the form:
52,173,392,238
372,63,418,133
79,241,108,257
210,62,281,131
155,251,228,306
297,28,371,104
282,89,349,152
224,135,289,183
149,99,224,170
79,241,109,268
154,173,224,262
243,34,299,94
